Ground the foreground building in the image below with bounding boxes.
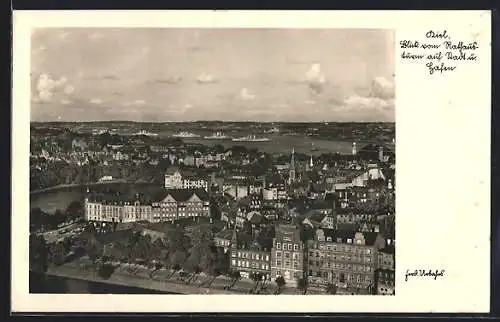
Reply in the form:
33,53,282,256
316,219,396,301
306,228,386,294
270,224,304,286
229,229,273,280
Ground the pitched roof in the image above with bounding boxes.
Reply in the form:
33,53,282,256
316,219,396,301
155,188,210,202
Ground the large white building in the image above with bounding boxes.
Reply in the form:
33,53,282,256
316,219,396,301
164,167,209,191
84,189,210,224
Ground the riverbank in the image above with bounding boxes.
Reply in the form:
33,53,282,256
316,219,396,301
46,261,245,295
30,180,129,195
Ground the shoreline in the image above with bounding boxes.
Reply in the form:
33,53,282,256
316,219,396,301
29,180,136,195
45,264,243,295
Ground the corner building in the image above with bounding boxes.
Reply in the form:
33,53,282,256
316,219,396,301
270,224,304,286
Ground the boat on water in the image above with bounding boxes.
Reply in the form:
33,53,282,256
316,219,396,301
265,127,280,134
232,134,270,142
133,130,159,137
203,131,232,140
172,131,201,138
311,142,318,151
92,129,108,135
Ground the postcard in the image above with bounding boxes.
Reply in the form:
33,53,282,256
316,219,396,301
12,10,491,313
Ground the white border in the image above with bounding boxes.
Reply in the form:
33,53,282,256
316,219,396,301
12,10,491,313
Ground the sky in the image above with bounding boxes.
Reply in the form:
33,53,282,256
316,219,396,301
31,28,395,122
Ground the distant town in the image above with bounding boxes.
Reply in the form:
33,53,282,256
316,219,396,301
29,121,395,295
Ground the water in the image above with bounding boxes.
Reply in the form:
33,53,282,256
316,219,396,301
30,182,162,214
180,135,356,156
30,191,84,214
30,272,175,294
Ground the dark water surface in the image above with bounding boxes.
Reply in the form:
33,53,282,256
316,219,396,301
30,272,176,294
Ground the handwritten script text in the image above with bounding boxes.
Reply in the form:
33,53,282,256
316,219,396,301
400,30,479,75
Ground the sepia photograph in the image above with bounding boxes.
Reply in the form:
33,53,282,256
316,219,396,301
28,27,396,296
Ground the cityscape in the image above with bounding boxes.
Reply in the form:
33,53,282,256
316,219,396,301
29,28,395,295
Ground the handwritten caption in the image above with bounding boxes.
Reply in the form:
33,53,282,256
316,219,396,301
405,269,446,282
400,30,479,75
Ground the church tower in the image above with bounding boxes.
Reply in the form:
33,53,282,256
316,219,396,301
352,142,357,156
306,155,314,172
289,148,296,184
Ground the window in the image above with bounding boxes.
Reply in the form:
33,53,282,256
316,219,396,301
266,255,269,261
284,252,290,259
366,249,371,254
256,254,260,260
276,252,282,258
347,238,352,244
276,260,282,266
232,259,236,266
294,244,299,251
326,237,332,242
276,242,281,250
288,244,292,251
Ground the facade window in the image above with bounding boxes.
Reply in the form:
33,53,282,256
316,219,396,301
276,243,281,250
294,244,299,251
276,251,282,258
256,254,260,260
276,260,282,266
288,243,292,251
266,255,269,261
232,259,236,266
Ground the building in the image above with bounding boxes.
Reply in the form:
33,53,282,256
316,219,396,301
164,167,209,191
376,269,395,295
214,228,233,253
84,193,153,224
377,244,395,270
164,167,183,189
151,189,210,222
375,243,395,295
84,189,210,224
270,224,304,286
306,229,386,294
230,228,273,280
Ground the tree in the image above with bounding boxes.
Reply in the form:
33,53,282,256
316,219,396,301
65,200,84,220
326,283,337,295
275,276,286,294
297,277,308,295
186,224,215,273
98,263,115,279
29,234,48,275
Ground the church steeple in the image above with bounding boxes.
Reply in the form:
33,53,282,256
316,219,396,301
289,148,296,184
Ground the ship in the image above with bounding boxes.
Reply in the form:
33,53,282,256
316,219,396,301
92,129,109,135
133,130,159,137
232,134,270,142
172,131,201,138
203,131,232,140
265,127,280,134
